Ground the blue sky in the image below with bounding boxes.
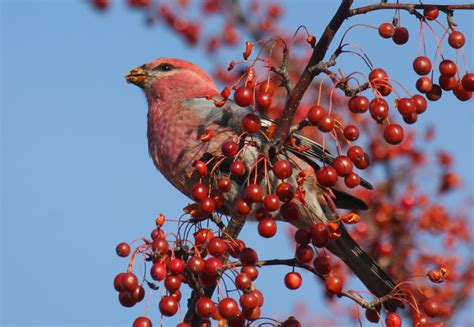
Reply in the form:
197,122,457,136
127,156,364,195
1,1,473,326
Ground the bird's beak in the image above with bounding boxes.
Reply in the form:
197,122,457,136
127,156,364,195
125,66,148,88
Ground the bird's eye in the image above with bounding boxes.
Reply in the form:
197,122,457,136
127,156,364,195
154,63,175,72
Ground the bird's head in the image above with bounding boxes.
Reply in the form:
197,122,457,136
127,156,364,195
126,58,219,101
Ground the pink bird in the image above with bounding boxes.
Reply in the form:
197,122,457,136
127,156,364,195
126,58,400,309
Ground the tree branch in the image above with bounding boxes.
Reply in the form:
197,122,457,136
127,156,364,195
349,3,474,17
273,0,354,141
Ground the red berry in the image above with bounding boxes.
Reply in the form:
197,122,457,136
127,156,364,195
240,293,259,310
263,194,280,211
230,161,245,176
235,273,252,290
284,272,302,289
116,242,131,257
348,95,369,113
258,218,277,238
280,201,299,222
120,272,139,292
242,113,261,133
403,112,418,125
195,297,216,318
276,182,295,202
316,166,338,187
235,198,251,216
384,123,404,145
194,160,208,176
426,84,442,101
114,272,126,292
344,172,360,188
313,253,332,275
385,312,402,327
150,262,167,281
424,6,439,20
413,315,430,327
412,94,428,114
218,177,232,192
423,298,441,317
152,237,169,255
307,105,326,124
365,309,380,323
194,228,214,245
439,75,457,91
159,296,179,316
164,275,182,292
343,125,359,141
204,257,223,275
222,141,239,157
119,291,136,307
256,92,272,109
448,31,465,49
207,237,228,257
392,27,409,44
397,97,416,116
378,23,394,38
187,256,205,273
234,87,253,106
294,228,311,245
254,207,270,221
218,298,239,319
332,155,353,177
317,114,335,132
295,244,314,263
273,159,293,179
192,183,209,201
240,247,258,265
461,73,474,91
413,56,432,75
241,265,259,280
199,197,215,214
310,222,329,247
244,184,263,203
453,81,473,101
169,258,185,274
133,316,152,327
416,77,433,93
439,59,457,77
325,275,343,294
369,97,389,123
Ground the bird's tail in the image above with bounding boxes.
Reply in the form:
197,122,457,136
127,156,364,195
327,227,403,311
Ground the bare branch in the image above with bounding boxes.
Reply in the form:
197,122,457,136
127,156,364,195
349,3,474,18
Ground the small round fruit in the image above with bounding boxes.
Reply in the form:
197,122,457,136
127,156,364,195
230,161,245,176
385,312,402,327
207,237,228,257
120,272,139,292
448,31,465,49
325,275,343,294
397,97,416,116
310,222,329,247
332,156,353,177
344,172,360,188
318,114,335,132
284,272,302,290
235,273,252,290
133,316,152,327
378,23,394,38
240,293,258,309
384,124,404,145
295,244,314,263
256,92,272,109
461,73,474,91
316,166,338,187
313,253,332,275
234,86,253,107
263,194,280,211
192,183,209,201
116,242,131,257
412,94,428,114
416,77,433,93
218,298,239,319
258,218,277,238
307,105,325,124
439,59,457,77
273,159,293,180
240,247,258,265
276,182,295,202
413,56,432,75
199,197,215,214
426,84,442,101
204,257,223,276
242,113,261,133
369,98,389,123
218,177,232,192
294,228,311,245
195,297,216,318
348,95,369,113
241,265,259,281
244,184,263,203
235,198,251,216
392,27,409,44
222,141,239,157
280,201,299,222
159,296,179,316
423,298,441,317
454,82,473,101
343,125,359,141
424,5,439,20
150,262,167,281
